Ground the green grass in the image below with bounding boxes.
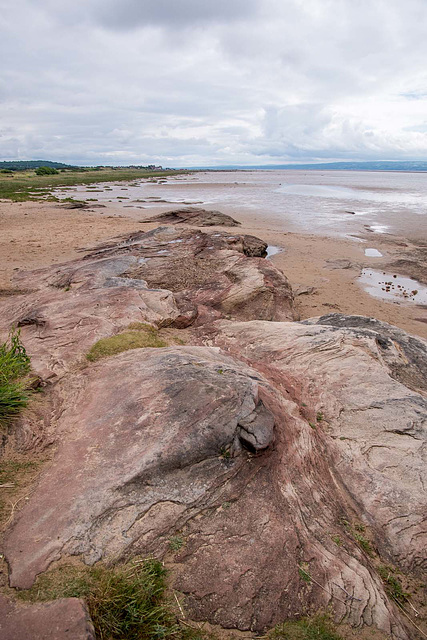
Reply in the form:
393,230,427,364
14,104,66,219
0,328,32,428
86,324,168,362
18,559,200,640
377,565,410,606
0,460,38,485
169,535,185,552
352,531,375,557
298,564,312,584
341,520,375,558
269,614,344,640
0,168,190,202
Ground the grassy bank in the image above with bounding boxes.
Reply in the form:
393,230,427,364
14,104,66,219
0,167,190,202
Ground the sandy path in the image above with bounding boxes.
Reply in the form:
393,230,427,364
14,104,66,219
0,198,426,339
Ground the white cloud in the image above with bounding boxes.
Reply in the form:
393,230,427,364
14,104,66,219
0,0,427,165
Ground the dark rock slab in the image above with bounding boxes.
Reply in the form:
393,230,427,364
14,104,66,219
145,207,241,227
305,313,427,394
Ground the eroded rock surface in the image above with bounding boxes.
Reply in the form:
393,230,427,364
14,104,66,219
206,316,427,580
4,347,275,587
0,595,95,640
0,223,425,640
0,226,293,377
144,207,241,227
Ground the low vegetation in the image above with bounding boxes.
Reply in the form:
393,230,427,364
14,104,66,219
0,167,189,202
17,559,354,640
86,324,169,362
269,614,344,640
18,559,202,640
0,328,32,428
341,520,375,557
35,166,59,176
377,565,410,606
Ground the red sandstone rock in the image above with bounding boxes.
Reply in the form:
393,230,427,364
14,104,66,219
0,595,95,640
0,226,425,640
0,227,294,378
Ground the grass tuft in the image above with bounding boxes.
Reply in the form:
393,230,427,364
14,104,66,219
86,324,167,362
169,535,185,552
269,614,344,640
0,328,32,428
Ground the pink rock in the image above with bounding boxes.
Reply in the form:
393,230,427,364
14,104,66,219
0,595,95,640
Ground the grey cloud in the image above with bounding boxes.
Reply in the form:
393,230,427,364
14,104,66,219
28,0,258,31
96,0,258,30
1,0,427,165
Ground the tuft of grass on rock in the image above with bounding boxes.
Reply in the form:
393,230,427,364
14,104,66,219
18,559,194,640
169,535,185,552
269,614,344,640
0,328,32,428
86,324,167,362
377,565,410,606
341,519,375,558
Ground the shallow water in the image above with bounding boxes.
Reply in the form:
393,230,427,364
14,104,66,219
266,245,281,259
364,248,383,257
53,170,427,238
359,269,427,305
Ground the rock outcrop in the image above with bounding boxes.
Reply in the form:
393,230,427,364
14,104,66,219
0,226,293,378
143,207,242,227
0,221,425,640
0,595,95,640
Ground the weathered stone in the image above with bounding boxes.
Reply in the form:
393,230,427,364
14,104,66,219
4,347,275,589
208,316,427,582
0,595,95,640
144,207,241,227
0,227,294,378
1,221,424,640
3,325,423,637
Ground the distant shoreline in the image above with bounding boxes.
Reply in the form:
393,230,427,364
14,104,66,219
187,162,427,172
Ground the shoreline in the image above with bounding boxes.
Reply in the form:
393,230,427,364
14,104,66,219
0,198,426,339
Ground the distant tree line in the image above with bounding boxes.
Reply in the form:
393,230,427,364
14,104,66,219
0,160,75,171
0,160,165,172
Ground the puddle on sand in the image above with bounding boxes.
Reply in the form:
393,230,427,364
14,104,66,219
359,269,427,305
266,245,281,259
365,248,383,257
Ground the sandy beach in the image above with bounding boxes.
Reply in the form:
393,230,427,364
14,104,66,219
1,192,426,339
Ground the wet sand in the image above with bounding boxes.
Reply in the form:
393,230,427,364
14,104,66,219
0,196,426,339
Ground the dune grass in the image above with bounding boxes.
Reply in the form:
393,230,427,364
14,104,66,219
86,324,168,362
0,328,32,428
0,168,189,202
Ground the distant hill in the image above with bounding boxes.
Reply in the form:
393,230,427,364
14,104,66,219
192,161,427,172
0,160,76,171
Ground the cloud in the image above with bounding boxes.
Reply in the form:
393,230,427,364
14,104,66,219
1,0,427,165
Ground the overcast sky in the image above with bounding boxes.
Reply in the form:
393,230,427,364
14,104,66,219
1,0,427,166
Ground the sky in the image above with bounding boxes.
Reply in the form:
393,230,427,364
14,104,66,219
1,0,427,167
